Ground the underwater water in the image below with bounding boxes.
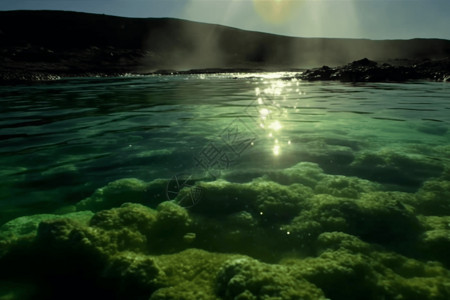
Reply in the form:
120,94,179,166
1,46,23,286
0,74,449,299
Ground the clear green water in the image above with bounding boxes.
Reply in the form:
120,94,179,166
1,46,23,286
1,75,448,222
0,75,449,299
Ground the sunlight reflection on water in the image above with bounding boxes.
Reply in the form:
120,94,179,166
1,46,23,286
250,75,299,157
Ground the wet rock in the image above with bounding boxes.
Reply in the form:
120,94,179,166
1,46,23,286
299,57,450,82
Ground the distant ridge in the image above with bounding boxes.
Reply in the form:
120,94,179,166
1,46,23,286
1,10,450,75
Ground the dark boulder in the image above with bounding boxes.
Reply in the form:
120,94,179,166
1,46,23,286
299,57,450,82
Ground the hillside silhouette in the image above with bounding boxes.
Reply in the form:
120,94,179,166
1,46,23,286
1,10,450,76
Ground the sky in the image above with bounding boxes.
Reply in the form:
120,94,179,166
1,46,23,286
1,0,449,40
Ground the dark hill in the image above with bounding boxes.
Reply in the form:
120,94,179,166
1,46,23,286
1,10,450,77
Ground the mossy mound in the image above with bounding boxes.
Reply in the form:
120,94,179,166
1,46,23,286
314,175,380,198
413,180,450,216
264,162,326,187
75,178,167,212
183,179,313,222
350,150,444,187
417,216,450,267
1,165,449,299
0,211,93,241
283,191,421,250
216,257,326,300
283,232,450,300
0,198,449,299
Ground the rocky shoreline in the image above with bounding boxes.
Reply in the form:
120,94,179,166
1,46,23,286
1,57,449,85
298,57,450,82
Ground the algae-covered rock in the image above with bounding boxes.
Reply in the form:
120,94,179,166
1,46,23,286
103,252,162,298
315,231,374,254
181,178,312,222
284,191,421,250
216,257,326,300
351,150,444,187
418,216,450,267
34,210,148,256
265,162,326,188
180,180,255,215
315,175,380,198
76,178,148,211
284,194,358,246
150,249,243,300
0,211,94,242
283,246,450,300
76,178,167,212
419,229,450,267
352,192,422,244
149,202,193,253
373,252,450,300
90,203,157,232
286,249,376,299
289,138,355,172
414,180,450,215
154,201,192,232
0,180,449,300
252,180,313,222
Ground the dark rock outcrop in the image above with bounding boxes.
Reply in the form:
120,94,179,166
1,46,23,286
299,58,450,82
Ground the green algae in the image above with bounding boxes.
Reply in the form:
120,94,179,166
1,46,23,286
350,149,444,188
414,180,450,216
1,109,450,299
1,163,450,299
75,178,167,212
216,257,326,300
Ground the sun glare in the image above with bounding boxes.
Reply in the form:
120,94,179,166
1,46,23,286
268,120,282,131
253,0,302,24
273,144,281,156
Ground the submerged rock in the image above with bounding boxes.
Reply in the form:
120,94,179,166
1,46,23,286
314,175,380,198
283,245,450,300
414,180,450,216
0,188,449,299
181,179,312,222
1,164,450,299
418,216,450,268
216,257,326,300
350,150,444,188
283,191,421,250
264,162,326,188
76,178,167,212
0,211,93,241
